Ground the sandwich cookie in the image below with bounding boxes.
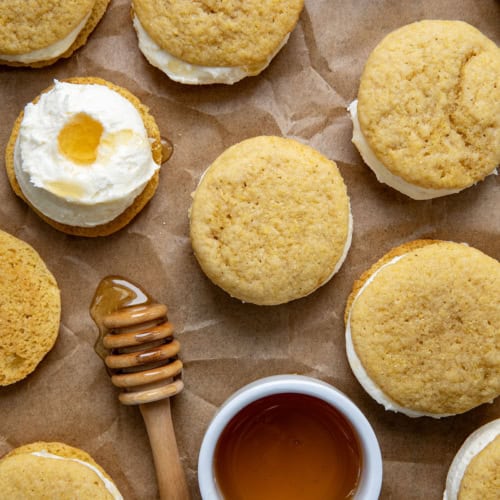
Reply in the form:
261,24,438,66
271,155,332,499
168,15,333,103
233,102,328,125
5,77,163,237
0,442,122,499
190,136,352,305
131,0,304,84
345,240,500,417
0,0,110,67
349,20,500,199
444,419,500,500
0,229,60,386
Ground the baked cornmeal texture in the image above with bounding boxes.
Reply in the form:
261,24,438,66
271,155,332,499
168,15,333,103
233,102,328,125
132,0,304,67
358,20,500,190
346,240,500,415
0,230,60,386
5,76,162,237
190,136,351,306
0,0,110,67
459,436,500,500
0,442,119,499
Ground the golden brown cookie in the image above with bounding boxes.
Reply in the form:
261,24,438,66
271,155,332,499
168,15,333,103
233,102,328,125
190,136,352,305
345,240,500,417
0,0,110,67
131,0,304,84
0,229,60,386
5,77,162,237
351,20,500,199
0,442,122,498
444,419,500,500
460,437,500,499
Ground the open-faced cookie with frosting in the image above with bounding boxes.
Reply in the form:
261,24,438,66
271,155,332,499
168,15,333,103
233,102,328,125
344,240,500,417
444,419,500,500
0,229,60,386
131,0,304,84
0,442,122,499
190,136,352,305
0,0,110,67
349,20,500,199
5,77,163,237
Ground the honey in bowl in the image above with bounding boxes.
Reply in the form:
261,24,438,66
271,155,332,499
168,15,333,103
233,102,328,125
214,393,362,500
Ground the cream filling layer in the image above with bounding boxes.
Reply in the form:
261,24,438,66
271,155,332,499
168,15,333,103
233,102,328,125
15,80,159,227
132,15,289,85
319,208,353,287
347,100,495,200
345,253,455,418
443,419,500,500
0,12,91,63
31,451,123,499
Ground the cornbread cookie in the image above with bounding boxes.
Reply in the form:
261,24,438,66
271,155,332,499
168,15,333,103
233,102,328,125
190,136,352,305
5,77,163,237
350,20,500,199
0,442,123,499
0,230,60,386
444,419,500,500
0,0,110,67
345,240,500,417
131,0,304,84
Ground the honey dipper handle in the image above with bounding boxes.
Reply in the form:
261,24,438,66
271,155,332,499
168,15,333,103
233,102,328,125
140,399,190,500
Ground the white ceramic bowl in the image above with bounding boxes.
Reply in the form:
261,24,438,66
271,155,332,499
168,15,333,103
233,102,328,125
198,374,383,499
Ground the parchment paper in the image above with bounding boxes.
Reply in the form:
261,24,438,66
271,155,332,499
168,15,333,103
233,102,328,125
0,1,499,498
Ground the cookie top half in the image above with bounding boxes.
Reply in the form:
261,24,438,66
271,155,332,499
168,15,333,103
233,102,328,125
358,20,500,190
190,136,351,305
132,0,304,67
459,435,499,499
0,0,110,67
0,442,122,499
346,240,500,416
444,419,500,500
0,230,60,385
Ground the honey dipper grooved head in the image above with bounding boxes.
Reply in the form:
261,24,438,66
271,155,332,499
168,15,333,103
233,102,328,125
90,276,184,406
104,303,183,405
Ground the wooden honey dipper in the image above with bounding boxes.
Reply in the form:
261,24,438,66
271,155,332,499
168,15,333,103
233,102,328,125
91,276,190,500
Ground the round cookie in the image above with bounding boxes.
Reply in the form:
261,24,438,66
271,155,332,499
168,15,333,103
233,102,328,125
444,419,500,500
0,0,110,67
351,20,500,199
5,77,163,237
131,0,304,84
0,442,122,498
344,240,500,417
0,230,60,386
190,136,352,305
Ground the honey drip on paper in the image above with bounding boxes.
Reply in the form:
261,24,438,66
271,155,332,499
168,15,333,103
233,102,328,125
214,393,362,500
161,137,174,163
58,112,103,165
90,276,153,360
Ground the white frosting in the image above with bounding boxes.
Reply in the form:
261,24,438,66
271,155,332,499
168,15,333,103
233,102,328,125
443,419,500,500
345,252,455,418
132,15,289,85
14,80,159,227
319,208,353,286
0,12,90,64
348,100,498,200
31,450,123,499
